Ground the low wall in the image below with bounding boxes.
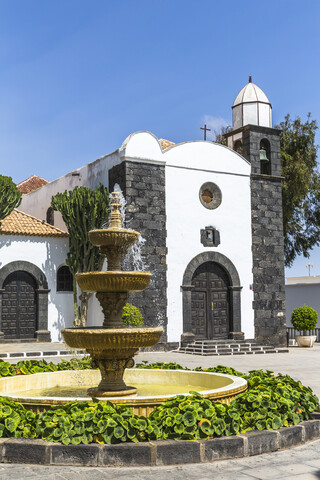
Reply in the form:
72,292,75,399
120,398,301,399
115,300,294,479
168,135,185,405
0,416,319,467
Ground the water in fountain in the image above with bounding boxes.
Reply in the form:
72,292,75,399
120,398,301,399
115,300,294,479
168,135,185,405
102,184,128,229
123,235,148,271
109,184,147,272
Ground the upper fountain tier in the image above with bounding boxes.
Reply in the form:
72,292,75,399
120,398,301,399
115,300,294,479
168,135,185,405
75,191,151,293
88,192,140,271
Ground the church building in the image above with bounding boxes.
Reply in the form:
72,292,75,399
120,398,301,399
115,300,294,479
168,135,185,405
2,78,286,347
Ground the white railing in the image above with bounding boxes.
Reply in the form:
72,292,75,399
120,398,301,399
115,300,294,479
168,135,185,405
286,327,320,343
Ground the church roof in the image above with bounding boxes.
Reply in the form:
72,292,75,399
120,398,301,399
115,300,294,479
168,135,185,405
17,175,49,194
158,138,175,150
233,77,271,107
0,209,68,238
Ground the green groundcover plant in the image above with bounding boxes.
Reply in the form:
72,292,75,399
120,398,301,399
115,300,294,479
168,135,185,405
0,359,318,445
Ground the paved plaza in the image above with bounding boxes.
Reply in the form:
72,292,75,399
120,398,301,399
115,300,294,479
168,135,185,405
0,344,319,479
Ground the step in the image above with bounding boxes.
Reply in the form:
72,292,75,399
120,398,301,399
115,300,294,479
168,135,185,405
193,340,252,346
177,344,289,356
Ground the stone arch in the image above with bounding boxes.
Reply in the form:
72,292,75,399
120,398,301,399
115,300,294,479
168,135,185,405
0,261,51,342
181,252,243,341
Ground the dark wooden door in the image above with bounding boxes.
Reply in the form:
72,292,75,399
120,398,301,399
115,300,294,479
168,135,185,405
191,262,230,339
2,271,37,339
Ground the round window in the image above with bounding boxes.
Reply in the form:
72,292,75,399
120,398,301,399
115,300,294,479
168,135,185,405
199,182,222,210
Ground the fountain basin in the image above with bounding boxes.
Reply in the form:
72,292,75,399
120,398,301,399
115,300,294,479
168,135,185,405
62,327,163,351
75,271,151,292
0,369,247,416
89,228,140,249
62,327,163,396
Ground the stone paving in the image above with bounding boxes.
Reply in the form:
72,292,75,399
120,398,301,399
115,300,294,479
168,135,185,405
0,439,319,479
136,344,320,398
0,343,319,478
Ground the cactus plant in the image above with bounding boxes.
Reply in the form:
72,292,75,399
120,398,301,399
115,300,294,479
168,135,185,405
51,184,109,326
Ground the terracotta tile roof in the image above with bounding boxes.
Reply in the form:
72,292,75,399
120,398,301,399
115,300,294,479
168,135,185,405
0,209,68,238
158,138,175,150
17,175,49,194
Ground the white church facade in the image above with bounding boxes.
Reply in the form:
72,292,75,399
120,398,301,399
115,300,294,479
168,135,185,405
0,78,287,346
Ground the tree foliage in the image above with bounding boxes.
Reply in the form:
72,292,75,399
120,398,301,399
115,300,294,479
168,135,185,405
51,184,109,326
213,125,231,145
276,114,320,266
0,175,22,225
216,115,320,266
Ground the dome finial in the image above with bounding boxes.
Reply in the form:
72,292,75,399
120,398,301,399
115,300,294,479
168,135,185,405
249,75,252,83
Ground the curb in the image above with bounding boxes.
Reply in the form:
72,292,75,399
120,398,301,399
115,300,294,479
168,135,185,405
0,417,319,467
0,350,85,360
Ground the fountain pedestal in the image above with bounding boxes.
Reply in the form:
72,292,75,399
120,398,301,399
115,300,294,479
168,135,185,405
62,326,162,396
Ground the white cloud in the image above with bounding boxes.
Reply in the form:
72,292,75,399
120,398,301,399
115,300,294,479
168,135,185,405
201,115,231,140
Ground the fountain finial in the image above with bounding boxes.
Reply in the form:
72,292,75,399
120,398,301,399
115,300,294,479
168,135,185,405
109,191,123,229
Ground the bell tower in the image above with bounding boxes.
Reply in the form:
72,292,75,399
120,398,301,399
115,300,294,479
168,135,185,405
225,77,286,347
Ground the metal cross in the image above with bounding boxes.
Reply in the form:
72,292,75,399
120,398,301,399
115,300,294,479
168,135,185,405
200,124,211,141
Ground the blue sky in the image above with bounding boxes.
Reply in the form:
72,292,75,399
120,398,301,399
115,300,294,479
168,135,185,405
1,0,320,276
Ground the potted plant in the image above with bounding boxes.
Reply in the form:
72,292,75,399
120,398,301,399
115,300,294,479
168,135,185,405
291,305,318,347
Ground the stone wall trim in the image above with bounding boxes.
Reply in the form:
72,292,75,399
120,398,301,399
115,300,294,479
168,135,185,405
0,420,319,466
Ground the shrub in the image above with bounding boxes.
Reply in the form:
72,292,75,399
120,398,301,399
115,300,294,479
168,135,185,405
291,306,318,332
122,303,144,327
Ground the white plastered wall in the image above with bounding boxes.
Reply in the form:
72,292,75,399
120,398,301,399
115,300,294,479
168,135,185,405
20,150,121,231
0,235,73,342
121,133,254,343
18,150,121,331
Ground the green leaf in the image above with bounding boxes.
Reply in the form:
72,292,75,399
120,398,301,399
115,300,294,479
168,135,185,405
114,426,125,439
271,416,282,430
256,420,266,430
5,416,19,433
182,411,197,427
199,419,213,436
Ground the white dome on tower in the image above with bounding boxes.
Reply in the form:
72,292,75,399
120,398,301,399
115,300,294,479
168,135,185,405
232,76,272,130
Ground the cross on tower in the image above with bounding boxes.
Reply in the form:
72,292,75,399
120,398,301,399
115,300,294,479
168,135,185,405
200,124,211,141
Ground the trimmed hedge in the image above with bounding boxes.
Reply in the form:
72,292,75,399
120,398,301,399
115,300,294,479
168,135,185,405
122,303,144,327
291,305,318,331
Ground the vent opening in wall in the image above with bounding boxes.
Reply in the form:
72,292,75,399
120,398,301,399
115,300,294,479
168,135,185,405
199,182,222,210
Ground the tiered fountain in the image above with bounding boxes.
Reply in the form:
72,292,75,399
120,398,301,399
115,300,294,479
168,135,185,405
0,191,247,413
62,191,163,396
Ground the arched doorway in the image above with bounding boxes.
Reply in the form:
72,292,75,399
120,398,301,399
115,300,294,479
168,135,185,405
2,271,37,339
191,262,230,339
181,252,243,341
0,261,51,342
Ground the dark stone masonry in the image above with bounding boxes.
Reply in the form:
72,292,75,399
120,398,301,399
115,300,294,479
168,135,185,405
0,419,319,466
109,160,168,341
242,125,286,347
250,176,286,346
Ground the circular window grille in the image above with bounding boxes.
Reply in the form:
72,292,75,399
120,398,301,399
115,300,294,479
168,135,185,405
199,182,222,210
